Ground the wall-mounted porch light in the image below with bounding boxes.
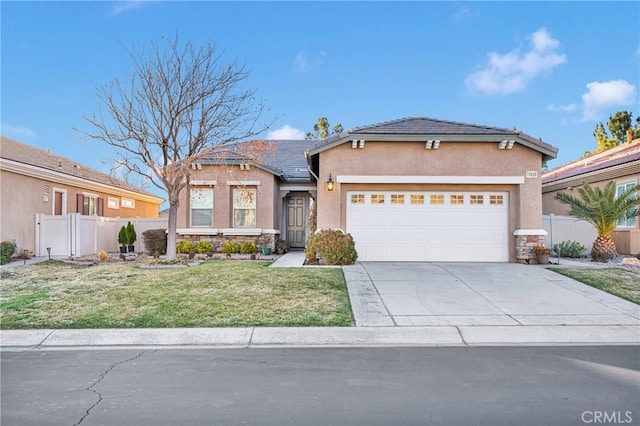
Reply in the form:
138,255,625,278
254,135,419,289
326,174,335,191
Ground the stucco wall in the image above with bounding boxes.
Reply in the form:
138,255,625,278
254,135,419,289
0,169,161,255
316,141,543,230
177,166,277,230
542,171,639,255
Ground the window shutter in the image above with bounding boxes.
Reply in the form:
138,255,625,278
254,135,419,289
76,194,84,214
98,198,104,217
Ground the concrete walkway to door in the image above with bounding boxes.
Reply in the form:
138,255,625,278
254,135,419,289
343,262,640,345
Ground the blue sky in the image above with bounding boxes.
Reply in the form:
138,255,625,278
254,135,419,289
2,1,639,193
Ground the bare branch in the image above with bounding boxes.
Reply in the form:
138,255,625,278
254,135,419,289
76,34,269,258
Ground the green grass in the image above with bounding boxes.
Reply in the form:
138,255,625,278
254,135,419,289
548,268,640,305
0,260,354,329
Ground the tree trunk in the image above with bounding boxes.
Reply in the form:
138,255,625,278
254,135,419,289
166,194,179,259
591,234,617,262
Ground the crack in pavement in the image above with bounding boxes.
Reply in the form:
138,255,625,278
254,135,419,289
72,350,155,426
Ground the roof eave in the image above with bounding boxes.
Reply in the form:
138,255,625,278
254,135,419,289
308,131,558,160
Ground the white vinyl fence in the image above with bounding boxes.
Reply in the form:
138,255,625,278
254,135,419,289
543,214,597,254
35,214,168,257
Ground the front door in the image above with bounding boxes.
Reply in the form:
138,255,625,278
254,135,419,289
286,196,307,248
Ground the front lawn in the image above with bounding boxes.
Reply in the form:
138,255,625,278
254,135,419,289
548,268,640,305
0,261,353,329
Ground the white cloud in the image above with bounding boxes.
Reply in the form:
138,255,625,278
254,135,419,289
581,79,636,121
0,123,37,138
547,103,577,113
454,7,472,21
465,28,566,95
111,1,147,15
293,50,327,72
266,125,305,140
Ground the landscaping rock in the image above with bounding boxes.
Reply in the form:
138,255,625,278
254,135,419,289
621,257,640,266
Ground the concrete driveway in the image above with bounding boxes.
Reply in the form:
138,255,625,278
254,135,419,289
344,262,640,329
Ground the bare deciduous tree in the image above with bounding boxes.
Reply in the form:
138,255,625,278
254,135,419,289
79,35,266,258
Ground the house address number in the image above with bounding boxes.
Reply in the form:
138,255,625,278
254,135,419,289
525,171,539,178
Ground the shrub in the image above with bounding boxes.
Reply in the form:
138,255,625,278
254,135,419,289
142,229,167,257
176,240,196,254
98,250,108,261
126,221,137,245
240,241,257,254
221,241,241,254
118,226,128,246
275,239,289,255
0,241,15,265
532,244,550,255
553,240,586,258
196,241,213,254
305,229,357,265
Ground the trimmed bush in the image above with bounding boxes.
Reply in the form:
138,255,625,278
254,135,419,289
142,229,167,256
126,222,137,245
98,250,108,261
221,241,241,254
176,240,196,254
118,226,128,246
553,240,586,258
240,241,257,254
197,241,214,254
0,241,15,265
305,229,357,265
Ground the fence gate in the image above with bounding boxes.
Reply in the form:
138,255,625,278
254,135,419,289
36,214,168,257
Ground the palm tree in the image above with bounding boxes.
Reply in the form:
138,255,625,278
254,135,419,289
555,181,639,261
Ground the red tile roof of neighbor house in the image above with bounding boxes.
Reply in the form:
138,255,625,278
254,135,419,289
0,136,161,198
542,138,640,184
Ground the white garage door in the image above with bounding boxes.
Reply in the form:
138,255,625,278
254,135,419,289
346,191,509,262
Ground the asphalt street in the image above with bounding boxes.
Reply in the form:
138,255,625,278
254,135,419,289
2,346,639,426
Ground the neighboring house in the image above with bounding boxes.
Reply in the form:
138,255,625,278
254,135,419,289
542,137,640,255
0,136,165,254
178,117,558,262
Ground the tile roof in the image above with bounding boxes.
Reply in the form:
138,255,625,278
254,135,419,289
259,139,316,181
351,116,516,134
542,139,640,184
311,116,558,159
0,136,161,197
199,139,316,182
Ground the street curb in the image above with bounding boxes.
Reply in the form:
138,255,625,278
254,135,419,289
2,325,639,351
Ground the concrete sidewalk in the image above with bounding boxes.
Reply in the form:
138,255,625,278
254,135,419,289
2,323,639,351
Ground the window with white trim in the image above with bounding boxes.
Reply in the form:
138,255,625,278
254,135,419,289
191,188,214,227
617,182,637,227
233,188,256,227
350,194,365,204
371,194,385,204
391,194,405,204
121,198,135,209
410,194,424,205
83,195,99,216
107,197,119,209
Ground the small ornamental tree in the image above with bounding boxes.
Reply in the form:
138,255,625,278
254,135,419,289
118,226,128,247
555,181,639,261
126,221,137,246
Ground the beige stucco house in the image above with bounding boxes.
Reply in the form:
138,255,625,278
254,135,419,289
542,137,640,255
177,117,558,262
0,136,164,254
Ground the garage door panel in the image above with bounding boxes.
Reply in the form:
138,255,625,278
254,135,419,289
347,191,509,262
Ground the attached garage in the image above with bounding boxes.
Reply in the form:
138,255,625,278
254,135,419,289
346,191,509,262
